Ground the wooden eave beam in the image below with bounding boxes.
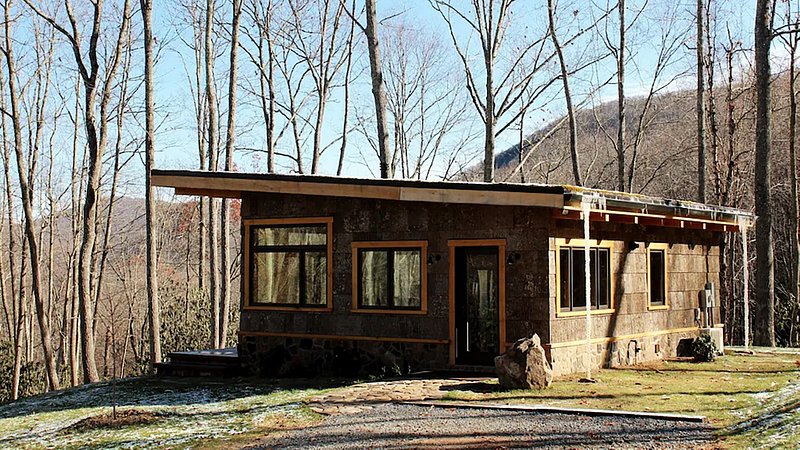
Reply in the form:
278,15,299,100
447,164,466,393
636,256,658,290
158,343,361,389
553,207,740,232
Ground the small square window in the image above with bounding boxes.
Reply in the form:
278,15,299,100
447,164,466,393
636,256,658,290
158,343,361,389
354,243,425,311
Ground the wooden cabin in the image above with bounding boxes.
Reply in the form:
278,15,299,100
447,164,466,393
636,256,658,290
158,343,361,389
153,170,751,377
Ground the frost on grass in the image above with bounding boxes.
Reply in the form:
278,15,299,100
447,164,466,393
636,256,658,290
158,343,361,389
726,378,800,449
0,378,323,449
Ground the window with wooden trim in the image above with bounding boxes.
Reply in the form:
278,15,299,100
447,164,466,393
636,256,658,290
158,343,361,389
559,247,611,312
353,243,426,311
249,221,330,308
648,248,667,307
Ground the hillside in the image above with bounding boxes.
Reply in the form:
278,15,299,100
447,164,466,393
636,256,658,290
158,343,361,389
487,80,780,207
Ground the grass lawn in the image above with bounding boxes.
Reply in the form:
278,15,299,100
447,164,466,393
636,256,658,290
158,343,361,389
441,352,800,449
0,377,334,449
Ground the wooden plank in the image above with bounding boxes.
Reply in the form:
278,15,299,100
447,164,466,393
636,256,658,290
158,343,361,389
175,187,241,198
238,330,449,345
557,205,740,229
154,173,565,207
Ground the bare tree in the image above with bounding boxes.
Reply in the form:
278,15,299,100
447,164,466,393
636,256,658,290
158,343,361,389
364,0,392,178
3,0,60,391
431,0,604,182
0,23,22,398
547,0,581,186
696,0,706,202
141,0,162,369
25,0,134,383
753,0,775,346
616,0,625,191
382,22,470,180
205,0,222,348
778,0,800,346
241,0,277,172
220,0,243,346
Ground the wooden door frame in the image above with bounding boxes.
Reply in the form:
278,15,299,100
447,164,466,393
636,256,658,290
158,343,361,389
447,239,506,366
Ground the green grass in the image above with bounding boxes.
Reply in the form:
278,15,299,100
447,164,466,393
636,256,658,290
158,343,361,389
441,353,800,448
0,377,334,449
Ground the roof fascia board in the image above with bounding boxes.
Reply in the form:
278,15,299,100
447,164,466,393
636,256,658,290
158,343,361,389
153,173,565,208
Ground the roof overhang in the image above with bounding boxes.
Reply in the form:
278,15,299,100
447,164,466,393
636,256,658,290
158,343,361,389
152,169,753,233
151,169,566,208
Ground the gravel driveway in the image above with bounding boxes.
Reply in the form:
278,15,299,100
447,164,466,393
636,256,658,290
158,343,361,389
255,403,714,449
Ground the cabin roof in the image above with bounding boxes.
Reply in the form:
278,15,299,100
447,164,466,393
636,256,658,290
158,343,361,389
152,169,753,232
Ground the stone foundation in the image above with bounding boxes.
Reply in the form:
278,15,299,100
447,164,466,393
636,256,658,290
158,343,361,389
239,335,449,377
548,329,700,376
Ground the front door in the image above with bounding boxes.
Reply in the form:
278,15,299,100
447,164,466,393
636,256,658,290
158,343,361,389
454,246,500,366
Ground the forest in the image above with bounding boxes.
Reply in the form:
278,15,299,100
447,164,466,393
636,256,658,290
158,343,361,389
0,0,798,402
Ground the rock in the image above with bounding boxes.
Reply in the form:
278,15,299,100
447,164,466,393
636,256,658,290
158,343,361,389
494,334,553,390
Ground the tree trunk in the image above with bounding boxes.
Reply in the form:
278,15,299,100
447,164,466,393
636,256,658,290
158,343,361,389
753,0,775,347
337,0,355,176
205,0,221,348
0,35,21,399
548,0,581,186
141,0,162,369
364,0,392,178
220,0,242,347
696,0,706,203
3,0,60,390
788,29,799,347
616,0,626,191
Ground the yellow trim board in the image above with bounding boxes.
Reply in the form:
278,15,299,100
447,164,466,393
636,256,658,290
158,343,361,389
549,326,699,349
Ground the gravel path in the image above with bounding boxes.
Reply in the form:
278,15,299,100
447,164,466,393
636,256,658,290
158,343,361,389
254,403,714,449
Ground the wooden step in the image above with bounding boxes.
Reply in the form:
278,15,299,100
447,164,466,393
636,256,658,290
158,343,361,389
155,348,243,377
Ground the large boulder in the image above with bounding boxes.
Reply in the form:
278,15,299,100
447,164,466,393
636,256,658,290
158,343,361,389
494,334,553,389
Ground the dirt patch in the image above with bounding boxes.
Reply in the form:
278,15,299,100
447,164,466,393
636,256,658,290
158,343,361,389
66,409,160,432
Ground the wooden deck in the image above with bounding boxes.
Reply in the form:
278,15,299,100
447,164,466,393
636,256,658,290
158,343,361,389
155,347,244,377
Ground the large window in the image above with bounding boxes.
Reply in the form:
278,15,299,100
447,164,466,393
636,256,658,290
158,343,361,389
247,218,331,308
648,246,668,309
353,242,427,312
559,246,611,313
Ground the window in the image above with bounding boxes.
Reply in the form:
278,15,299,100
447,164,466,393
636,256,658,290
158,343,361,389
648,246,668,308
353,242,427,312
558,246,611,312
247,219,331,308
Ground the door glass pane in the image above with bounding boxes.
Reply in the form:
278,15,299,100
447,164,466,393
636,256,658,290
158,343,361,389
393,250,421,307
360,250,388,307
255,225,326,246
252,252,300,304
305,251,327,305
466,253,498,356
